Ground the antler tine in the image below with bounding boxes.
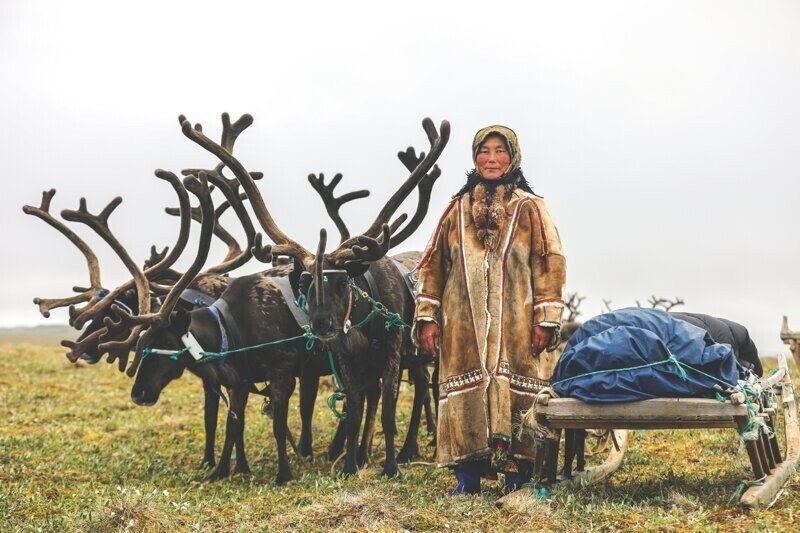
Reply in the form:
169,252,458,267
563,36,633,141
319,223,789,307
166,190,245,267
352,118,449,239
221,112,253,153
179,113,314,266
23,189,104,318
179,169,255,274
143,245,169,269
308,172,370,243
251,233,274,264
61,196,151,330
61,327,108,363
124,172,216,377
314,229,327,307
331,117,450,263
144,169,193,275
389,144,443,247
336,224,392,265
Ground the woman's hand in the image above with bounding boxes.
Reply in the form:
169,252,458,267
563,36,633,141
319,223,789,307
419,322,441,356
531,325,553,356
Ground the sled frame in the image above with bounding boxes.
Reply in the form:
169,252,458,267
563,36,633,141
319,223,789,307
533,352,799,508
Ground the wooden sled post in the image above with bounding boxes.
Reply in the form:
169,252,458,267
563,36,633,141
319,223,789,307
740,352,800,508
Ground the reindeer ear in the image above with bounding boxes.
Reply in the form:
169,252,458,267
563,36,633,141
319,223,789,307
289,259,305,297
169,307,192,335
344,261,370,279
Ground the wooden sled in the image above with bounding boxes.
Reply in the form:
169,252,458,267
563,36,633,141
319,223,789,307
520,352,799,509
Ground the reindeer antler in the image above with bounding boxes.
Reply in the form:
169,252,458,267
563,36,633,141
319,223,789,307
648,295,685,311
564,292,586,322
180,113,261,274
22,189,105,318
308,172,370,243
67,170,192,329
179,113,314,266
329,117,450,266
101,173,216,377
60,197,152,336
389,147,442,248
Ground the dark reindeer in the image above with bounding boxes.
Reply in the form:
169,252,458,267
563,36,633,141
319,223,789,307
178,112,450,478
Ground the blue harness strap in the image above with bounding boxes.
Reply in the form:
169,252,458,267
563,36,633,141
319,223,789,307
207,305,229,352
211,298,244,351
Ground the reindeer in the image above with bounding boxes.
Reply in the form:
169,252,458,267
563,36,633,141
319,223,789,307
177,113,450,478
123,113,446,482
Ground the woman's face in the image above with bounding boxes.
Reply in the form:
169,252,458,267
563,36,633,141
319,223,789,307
475,135,511,180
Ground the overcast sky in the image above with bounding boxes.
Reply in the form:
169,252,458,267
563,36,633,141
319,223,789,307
2,1,798,357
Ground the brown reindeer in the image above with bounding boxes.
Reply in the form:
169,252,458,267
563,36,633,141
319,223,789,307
125,113,446,482
178,113,449,478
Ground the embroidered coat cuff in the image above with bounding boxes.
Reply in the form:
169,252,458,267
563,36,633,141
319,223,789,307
533,300,565,351
412,294,441,346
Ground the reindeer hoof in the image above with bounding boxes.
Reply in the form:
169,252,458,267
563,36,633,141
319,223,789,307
234,462,251,475
381,463,400,478
275,471,293,485
198,459,216,470
205,467,230,482
396,444,421,463
298,444,314,460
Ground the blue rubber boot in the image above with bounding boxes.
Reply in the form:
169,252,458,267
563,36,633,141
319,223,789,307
451,461,482,495
504,460,533,494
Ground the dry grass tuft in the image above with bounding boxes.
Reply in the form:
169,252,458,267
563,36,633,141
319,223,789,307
664,489,702,512
495,486,553,516
86,492,177,532
277,488,418,531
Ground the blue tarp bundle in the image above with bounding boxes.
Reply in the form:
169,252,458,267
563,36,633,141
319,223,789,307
551,308,742,403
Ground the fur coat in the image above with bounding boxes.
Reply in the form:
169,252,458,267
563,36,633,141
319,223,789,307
413,187,566,466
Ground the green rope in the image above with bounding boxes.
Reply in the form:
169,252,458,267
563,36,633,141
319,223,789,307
346,278,409,331
521,481,551,500
142,346,191,360
326,349,347,421
550,355,696,389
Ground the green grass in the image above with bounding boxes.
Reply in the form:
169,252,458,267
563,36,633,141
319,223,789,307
1,344,799,531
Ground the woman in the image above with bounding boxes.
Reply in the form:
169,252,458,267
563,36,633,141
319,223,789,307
413,125,566,494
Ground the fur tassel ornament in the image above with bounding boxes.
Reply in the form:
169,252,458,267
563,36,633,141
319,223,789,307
472,182,510,250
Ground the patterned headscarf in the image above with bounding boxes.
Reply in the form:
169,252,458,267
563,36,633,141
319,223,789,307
471,125,522,177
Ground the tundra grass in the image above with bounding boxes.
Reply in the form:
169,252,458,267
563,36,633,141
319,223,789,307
1,343,799,531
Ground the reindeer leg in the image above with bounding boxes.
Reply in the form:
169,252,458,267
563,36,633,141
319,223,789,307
397,365,426,462
328,416,347,461
207,387,246,481
562,429,575,478
271,377,294,485
232,388,250,475
575,429,587,472
422,364,437,435
428,360,439,449
380,353,401,478
298,373,319,459
342,389,365,476
357,384,380,468
200,379,219,469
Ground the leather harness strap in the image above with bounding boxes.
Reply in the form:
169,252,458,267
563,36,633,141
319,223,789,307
180,288,217,308
390,259,418,298
271,276,310,328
